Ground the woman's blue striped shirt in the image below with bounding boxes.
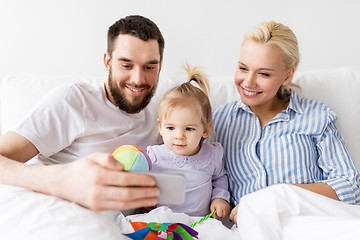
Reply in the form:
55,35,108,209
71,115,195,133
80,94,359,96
212,91,360,205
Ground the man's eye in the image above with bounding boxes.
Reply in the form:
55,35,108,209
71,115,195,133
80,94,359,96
144,65,156,70
186,127,195,131
239,67,247,71
122,64,132,69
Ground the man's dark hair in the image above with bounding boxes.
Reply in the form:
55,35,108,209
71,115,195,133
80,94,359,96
107,15,165,61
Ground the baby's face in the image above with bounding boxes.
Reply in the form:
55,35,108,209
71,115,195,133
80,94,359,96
158,106,208,156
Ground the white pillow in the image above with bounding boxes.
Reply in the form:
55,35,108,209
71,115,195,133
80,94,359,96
0,76,104,134
208,76,240,108
1,67,359,170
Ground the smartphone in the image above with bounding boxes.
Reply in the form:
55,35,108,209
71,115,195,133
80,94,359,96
136,171,186,205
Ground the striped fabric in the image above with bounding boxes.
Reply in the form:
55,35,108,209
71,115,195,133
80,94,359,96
212,91,360,205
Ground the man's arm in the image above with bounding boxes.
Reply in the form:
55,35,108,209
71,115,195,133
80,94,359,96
0,131,39,163
0,131,160,211
0,131,40,187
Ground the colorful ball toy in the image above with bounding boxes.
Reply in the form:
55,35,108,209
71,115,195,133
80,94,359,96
112,145,152,171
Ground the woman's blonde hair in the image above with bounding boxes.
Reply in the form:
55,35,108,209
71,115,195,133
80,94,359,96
244,21,301,99
157,64,212,140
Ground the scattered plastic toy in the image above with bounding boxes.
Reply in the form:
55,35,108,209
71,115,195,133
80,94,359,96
124,221,198,240
190,210,216,228
124,211,217,239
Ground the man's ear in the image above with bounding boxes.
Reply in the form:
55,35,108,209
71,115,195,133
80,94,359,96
283,66,295,85
159,61,162,72
104,52,111,72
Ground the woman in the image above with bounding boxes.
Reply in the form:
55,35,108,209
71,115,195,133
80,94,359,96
211,21,360,223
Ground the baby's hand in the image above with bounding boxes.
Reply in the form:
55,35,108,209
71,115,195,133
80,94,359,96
210,198,230,219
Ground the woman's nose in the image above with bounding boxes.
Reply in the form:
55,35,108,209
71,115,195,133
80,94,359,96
243,72,257,88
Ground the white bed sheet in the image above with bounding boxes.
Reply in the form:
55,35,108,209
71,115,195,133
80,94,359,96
237,184,360,240
108,207,240,239
0,184,125,240
1,183,360,240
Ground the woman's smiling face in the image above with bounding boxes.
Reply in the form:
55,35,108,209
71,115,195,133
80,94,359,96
234,40,293,111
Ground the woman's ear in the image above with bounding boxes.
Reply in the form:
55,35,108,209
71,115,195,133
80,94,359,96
283,66,296,85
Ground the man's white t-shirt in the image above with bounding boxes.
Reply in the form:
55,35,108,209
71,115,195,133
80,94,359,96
14,82,159,165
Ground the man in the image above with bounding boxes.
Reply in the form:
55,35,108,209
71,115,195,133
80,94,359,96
0,15,164,211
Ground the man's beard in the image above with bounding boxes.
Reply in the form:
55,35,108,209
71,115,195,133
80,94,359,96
108,70,158,114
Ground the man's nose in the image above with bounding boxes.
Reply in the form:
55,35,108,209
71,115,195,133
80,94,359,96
131,68,146,86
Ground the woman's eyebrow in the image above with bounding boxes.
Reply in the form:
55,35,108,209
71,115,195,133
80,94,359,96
238,61,275,71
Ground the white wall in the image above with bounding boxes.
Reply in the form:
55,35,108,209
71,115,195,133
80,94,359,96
0,0,359,80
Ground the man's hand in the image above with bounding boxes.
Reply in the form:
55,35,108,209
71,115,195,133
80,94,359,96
0,132,160,211
210,198,230,219
42,152,160,211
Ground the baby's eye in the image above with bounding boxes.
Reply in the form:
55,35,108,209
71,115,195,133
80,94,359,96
186,127,195,131
166,127,175,130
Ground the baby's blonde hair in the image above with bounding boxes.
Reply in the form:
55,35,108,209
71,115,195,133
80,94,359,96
244,21,301,99
157,65,212,139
